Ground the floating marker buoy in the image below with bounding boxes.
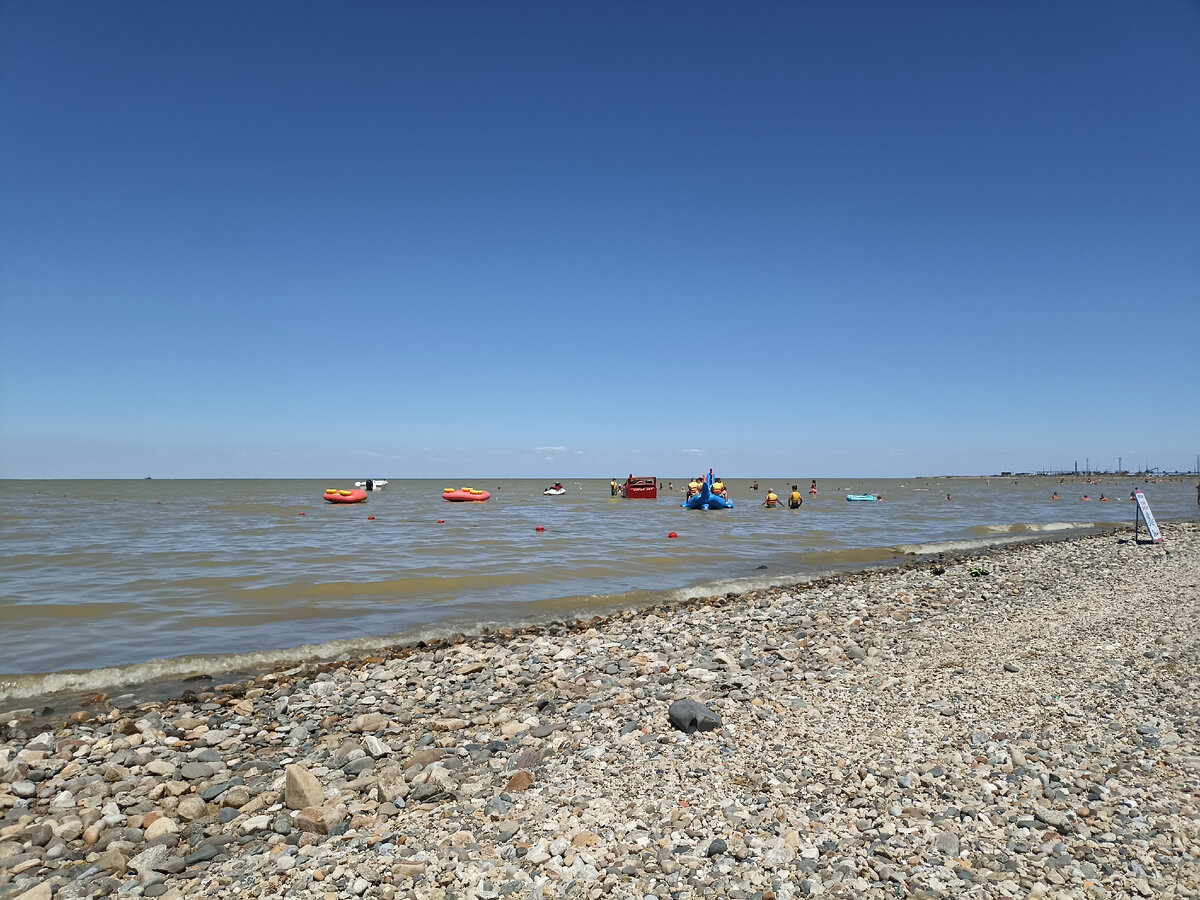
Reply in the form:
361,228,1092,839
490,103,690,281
438,519,445,524
668,532,678,539
367,516,375,520
535,525,545,532
299,512,305,516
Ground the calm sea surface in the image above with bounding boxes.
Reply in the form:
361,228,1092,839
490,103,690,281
2,476,1196,704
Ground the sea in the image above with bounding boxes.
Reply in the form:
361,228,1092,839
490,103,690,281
2,475,1196,712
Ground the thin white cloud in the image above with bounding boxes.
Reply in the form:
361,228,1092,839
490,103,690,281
534,446,568,454
682,448,703,454
351,449,407,460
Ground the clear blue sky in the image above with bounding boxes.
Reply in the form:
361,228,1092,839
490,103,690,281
2,2,1198,478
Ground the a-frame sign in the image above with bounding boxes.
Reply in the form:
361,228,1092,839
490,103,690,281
1132,490,1162,544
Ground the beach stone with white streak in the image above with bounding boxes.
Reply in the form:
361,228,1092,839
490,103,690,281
361,734,391,757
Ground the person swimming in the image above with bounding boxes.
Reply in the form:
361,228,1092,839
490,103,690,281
761,489,780,508
788,485,802,508
809,480,817,495
1051,492,1060,500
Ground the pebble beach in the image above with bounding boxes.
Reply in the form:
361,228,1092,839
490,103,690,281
2,522,1198,900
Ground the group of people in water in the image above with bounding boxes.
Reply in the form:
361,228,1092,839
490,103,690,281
684,476,730,500
759,480,818,508
1050,490,1140,502
675,477,823,509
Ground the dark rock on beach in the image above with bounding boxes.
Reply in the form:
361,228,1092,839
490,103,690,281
667,699,723,734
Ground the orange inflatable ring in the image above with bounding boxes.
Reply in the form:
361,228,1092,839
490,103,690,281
324,488,368,504
442,487,490,502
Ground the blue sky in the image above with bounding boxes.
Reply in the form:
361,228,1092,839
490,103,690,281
2,1,1198,479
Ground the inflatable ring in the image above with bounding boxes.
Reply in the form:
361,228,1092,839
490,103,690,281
323,488,368,504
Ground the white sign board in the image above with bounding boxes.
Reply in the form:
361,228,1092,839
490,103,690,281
1133,491,1162,544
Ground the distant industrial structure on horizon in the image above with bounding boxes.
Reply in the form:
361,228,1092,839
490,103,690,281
993,456,1199,478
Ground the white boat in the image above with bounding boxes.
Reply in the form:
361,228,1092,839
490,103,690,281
543,485,566,495
354,479,389,491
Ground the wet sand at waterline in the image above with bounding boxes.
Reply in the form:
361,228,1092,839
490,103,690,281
1,477,1196,709
1,523,1197,899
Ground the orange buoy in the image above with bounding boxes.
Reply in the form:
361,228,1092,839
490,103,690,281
668,532,678,539
535,525,545,532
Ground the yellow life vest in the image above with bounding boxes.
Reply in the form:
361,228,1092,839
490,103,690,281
712,481,724,492
766,492,778,503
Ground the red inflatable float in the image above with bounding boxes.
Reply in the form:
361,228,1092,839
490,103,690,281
324,488,368,504
443,487,490,502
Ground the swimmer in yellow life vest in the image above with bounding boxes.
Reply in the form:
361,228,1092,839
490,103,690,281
686,478,701,498
712,478,728,498
761,489,780,508
788,485,803,509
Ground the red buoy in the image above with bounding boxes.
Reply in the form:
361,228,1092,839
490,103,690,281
438,519,445,524
299,512,306,516
368,516,375,520
535,525,545,532
668,531,678,539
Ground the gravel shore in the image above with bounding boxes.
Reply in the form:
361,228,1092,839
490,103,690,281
3,522,1198,900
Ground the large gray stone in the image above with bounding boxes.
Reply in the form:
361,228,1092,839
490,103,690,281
667,699,722,734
